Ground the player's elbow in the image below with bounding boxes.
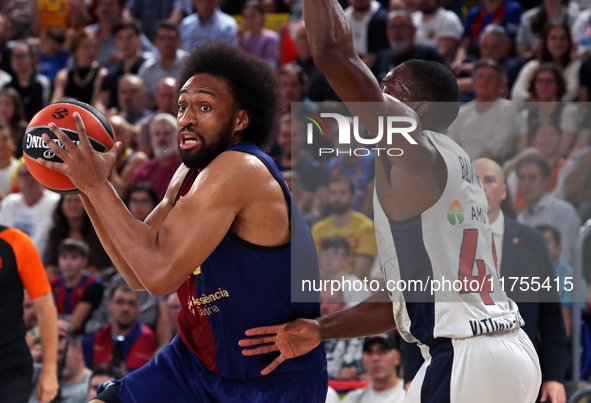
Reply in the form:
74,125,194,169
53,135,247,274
143,267,179,296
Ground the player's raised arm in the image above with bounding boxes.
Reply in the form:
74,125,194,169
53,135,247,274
303,0,385,105
303,0,431,168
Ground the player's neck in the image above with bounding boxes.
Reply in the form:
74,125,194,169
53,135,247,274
372,374,400,392
332,209,353,227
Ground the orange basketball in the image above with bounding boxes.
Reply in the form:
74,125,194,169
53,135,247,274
23,101,116,194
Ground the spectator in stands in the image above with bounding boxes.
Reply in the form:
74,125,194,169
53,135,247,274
124,0,192,40
87,365,124,401
117,74,152,124
276,115,321,213
138,20,187,100
51,28,108,105
2,0,37,40
180,0,238,51
88,0,157,69
447,60,520,161
344,0,389,66
516,64,579,157
30,320,92,403
109,115,149,196
167,293,181,339
371,11,443,82
411,0,463,60
45,195,112,276
130,113,181,200
3,42,51,121
0,162,60,259
82,283,159,373
136,77,177,156
343,335,404,403
238,1,280,67
38,0,70,31
96,18,150,111
538,224,587,339
314,127,376,218
517,0,576,59
292,21,340,102
570,5,591,59
0,124,18,199
278,64,310,114
23,292,39,330
516,154,581,266
0,88,26,158
51,239,104,333
124,182,160,222
508,123,569,213
454,25,525,98
319,236,373,303
563,146,591,221
37,27,70,82
322,289,364,380
0,15,12,75
454,0,523,63
86,272,172,348
312,175,377,279
512,23,580,102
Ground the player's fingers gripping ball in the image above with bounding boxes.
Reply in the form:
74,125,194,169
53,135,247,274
23,101,116,194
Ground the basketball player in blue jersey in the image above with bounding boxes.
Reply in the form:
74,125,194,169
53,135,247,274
37,43,327,403
240,0,542,401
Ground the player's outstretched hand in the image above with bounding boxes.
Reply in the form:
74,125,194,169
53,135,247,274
239,318,321,375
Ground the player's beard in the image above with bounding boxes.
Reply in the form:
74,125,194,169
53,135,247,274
421,6,437,14
179,119,235,170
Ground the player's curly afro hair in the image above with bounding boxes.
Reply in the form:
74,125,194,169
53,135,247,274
178,43,282,152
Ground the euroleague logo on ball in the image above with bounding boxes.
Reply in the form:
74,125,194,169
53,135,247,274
51,107,69,119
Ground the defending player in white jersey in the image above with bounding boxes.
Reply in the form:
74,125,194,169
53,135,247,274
239,0,542,401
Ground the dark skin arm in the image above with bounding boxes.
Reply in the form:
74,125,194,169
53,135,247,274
241,0,448,375
239,289,394,375
303,0,445,220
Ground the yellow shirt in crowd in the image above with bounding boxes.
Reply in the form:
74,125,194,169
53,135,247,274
311,212,377,275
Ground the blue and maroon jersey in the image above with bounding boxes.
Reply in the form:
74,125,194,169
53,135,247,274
82,322,158,372
51,272,103,315
176,143,325,383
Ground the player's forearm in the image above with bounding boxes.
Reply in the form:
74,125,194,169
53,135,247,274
84,183,175,294
303,0,356,67
79,193,145,290
36,294,58,372
318,290,395,340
